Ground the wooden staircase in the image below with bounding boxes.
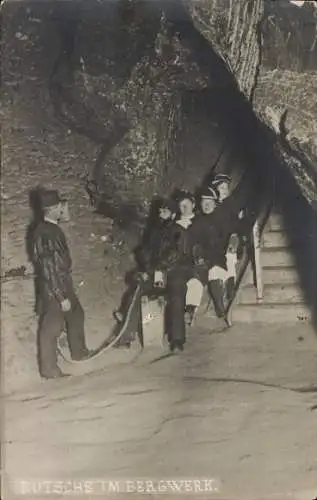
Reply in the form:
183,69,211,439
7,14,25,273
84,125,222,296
232,211,311,323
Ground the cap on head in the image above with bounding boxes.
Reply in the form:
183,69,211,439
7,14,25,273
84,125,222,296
39,189,64,209
212,173,231,188
200,185,219,201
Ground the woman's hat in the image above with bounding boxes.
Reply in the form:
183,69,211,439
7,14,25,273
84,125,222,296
200,185,219,200
212,173,231,187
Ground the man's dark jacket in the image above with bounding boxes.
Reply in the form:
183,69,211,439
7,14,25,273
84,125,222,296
31,220,73,307
156,218,201,272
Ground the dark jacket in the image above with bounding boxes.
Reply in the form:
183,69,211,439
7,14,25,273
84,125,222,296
31,220,73,303
157,217,201,271
192,180,252,269
136,218,176,273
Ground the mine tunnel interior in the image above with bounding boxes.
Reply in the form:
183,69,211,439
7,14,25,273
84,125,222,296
3,0,317,329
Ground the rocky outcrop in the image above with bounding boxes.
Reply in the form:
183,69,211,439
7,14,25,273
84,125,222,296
6,0,316,216
184,0,263,99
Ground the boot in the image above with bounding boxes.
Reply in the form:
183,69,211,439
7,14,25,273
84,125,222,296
170,340,184,352
71,348,94,361
41,367,71,379
225,277,235,305
208,280,225,318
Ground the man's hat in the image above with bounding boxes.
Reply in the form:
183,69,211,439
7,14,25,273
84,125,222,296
200,185,219,200
39,189,64,209
212,173,231,187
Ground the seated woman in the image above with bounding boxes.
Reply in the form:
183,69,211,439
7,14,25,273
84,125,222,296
209,173,259,313
112,198,177,346
192,176,248,323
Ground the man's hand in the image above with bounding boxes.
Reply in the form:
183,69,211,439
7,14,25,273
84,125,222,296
61,299,71,312
154,270,164,288
141,272,149,282
196,257,205,265
155,280,164,288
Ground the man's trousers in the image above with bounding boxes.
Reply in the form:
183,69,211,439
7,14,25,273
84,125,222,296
166,266,200,346
37,290,88,377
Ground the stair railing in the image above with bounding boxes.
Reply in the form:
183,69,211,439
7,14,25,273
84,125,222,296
225,199,273,326
252,218,264,302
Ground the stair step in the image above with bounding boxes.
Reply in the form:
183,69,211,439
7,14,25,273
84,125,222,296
262,265,299,285
232,303,311,323
268,213,285,231
261,247,295,267
243,265,299,286
238,283,304,305
262,231,289,248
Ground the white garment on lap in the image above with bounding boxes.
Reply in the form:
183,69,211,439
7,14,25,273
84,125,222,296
186,278,204,307
154,270,164,283
208,252,238,281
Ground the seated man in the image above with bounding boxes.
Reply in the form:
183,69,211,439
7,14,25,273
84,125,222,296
158,191,205,351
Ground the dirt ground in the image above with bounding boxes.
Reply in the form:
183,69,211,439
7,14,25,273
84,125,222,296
2,322,317,500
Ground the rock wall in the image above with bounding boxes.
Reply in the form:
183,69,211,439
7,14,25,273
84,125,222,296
184,0,263,99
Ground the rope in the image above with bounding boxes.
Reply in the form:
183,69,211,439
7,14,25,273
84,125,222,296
57,284,143,363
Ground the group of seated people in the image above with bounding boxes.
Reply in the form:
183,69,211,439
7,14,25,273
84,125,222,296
113,172,252,352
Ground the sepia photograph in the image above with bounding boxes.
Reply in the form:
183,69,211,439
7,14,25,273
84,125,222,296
1,0,317,498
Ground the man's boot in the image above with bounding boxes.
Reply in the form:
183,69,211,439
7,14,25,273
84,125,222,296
170,340,184,353
41,367,71,379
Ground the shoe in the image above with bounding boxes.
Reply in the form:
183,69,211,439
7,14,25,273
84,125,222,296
113,341,131,349
71,349,94,361
169,341,184,352
215,310,225,319
224,315,232,328
41,370,70,379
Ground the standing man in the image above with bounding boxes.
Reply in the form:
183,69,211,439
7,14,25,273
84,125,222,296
31,189,91,379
